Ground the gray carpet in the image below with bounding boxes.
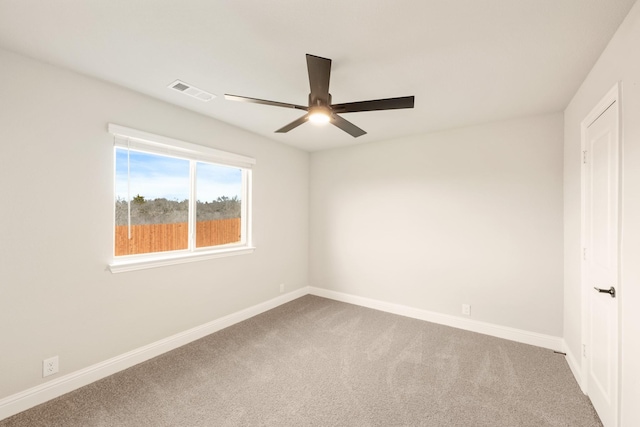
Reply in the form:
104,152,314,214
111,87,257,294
0,295,601,426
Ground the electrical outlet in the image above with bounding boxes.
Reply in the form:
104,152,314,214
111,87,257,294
462,304,471,316
279,283,284,293
43,356,59,377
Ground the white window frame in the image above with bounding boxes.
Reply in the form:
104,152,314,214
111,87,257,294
108,124,255,273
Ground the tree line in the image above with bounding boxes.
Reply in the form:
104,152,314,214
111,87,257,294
115,195,241,225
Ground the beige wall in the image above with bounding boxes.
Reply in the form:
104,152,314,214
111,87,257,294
563,0,640,425
310,113,564,336
0,48,309,399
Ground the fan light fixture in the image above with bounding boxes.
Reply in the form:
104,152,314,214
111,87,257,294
224,54,415,138
308,107,331,125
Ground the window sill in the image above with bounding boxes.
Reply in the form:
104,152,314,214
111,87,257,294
108,246,256,273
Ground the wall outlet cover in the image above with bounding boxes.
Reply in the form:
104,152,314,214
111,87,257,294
43,356,59,377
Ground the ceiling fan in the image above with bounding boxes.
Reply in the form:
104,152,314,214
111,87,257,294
225,54,415,138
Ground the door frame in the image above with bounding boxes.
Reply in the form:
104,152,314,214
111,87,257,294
580,82,622,425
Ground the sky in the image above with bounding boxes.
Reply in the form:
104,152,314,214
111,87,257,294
115,149,242,202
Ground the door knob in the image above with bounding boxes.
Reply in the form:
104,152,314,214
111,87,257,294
594,286,616,298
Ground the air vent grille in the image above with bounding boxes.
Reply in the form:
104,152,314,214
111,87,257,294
172,82,189,91
168,80,215,102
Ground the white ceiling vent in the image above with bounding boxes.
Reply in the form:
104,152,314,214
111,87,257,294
168,80,215,102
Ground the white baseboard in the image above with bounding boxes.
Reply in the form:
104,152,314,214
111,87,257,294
308,287,563,352
1,285,566,421
563,341,585,393
0,287,308,421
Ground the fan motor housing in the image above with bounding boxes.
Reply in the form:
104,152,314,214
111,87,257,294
309,93,331,107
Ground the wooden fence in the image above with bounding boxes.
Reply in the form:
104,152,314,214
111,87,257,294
115,218,241,256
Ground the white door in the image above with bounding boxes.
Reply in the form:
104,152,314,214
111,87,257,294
583,94,620,427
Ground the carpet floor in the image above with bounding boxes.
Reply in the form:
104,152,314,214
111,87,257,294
0,295,601,426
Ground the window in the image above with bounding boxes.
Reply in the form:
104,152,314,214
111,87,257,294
108,124,255,273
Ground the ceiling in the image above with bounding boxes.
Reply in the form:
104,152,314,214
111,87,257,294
0,1,636,151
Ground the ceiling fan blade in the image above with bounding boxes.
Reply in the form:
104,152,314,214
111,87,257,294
275,114,310,133
331,96,415,114
330,114,366,138
306,54,331,105
225,94,307,111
